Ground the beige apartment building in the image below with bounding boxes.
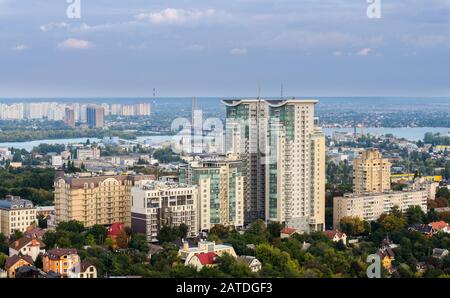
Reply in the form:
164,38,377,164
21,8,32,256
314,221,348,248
0,196,37,236
131,180,198,243
223,99,326,232
333,190,428,228
54,173,149,227
353,149,391,194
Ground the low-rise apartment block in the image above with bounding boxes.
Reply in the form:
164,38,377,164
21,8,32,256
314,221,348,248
0,196,37,236
333,190,428,228
131,180,198,242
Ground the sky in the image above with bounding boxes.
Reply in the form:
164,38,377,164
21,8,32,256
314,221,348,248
0,0,449,98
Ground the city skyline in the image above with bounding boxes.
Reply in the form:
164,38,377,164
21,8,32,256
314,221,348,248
0,0,450,97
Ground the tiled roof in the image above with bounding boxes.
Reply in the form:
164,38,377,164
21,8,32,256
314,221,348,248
46,248,78,260
195,252,218,265
9,237,46,251
281,227,297,235
429,221,449,230
108,222,124,237
324,230,345,239
0,197,34,210
5,255,34,269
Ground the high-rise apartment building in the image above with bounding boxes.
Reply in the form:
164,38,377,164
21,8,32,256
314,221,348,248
86,106,105,128
223,99,326,232
353,149,391,194
179,155,245,231
64,108,76,128
54,173,148,227
131,180,198,243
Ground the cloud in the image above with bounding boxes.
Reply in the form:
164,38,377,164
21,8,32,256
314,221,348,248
186,44,205,52
357,47,373,56
230,48,247,55
57,38,95,50
40,22,69,32
135,8,217,25
257,31,383,50
403,34,449,48
12,45,28,51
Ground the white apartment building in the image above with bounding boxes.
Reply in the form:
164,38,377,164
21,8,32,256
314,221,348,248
76,148,101,160
131,180,198,243
0,196,37,236
333,190,428,228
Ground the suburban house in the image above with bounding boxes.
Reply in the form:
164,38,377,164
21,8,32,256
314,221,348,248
429,221,450,234
42,248,80,278
179,240,237,266
324,230,347,245
9,237,46,261
24,226,46,239
237,256,262,272
186,252,218,271
4,255,34,278
280,227,300,239
69,261,97,278
107,222,125,248
432,248,449,259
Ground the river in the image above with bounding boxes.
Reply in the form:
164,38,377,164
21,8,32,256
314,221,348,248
0,127,448,151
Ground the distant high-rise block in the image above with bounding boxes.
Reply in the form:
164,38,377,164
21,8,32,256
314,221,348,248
353,149,391,194
64,108,75,128
86,106,105,128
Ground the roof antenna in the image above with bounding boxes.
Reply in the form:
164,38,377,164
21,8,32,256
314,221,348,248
281,83,284,99
257,86,261,100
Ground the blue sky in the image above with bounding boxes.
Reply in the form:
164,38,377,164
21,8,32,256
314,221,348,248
0,0,449,97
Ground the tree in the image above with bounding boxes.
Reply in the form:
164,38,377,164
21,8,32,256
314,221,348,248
129,233,149,254
34,254,43,269
85,234,96,246
405,206,426,225
378,213,406,233
267,221,283,240
87,225,108,245
339,216,365,236
209,225,230,239
0,234,8,254
178,223,188,239
37,214,47,229
216,253,254,277
10,230,24,241
116,230,129,249
0,252,7,268
157,226,179,244
245,219,269,244
57,220,85,233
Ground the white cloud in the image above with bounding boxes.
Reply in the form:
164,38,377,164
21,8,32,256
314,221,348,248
186,44,205,52
230,48,247,55
135,8,217,25
357,47,373,56
12,45,28,51
40,22,69,32
333,51,345,57
57,38,95,50
403,35,449,48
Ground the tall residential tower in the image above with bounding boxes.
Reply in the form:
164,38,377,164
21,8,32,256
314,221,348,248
223,99,325,232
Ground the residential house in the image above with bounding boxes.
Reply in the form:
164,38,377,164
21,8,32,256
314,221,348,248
186,252,218,271
24,226,46,239
107,222,125,248
280,227,300,239
9,237,46,261
42,248,80,278
429,221,450,234
4,255,34,278
432,248,449,259
69,261,97,278
377,248,396,272
408,224,435,237
179,240,237,266
237,256,262,272
324,230,347,245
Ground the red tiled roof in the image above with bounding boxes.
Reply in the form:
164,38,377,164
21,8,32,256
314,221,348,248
195,252,218,265
430,221,449,230
324,230,345,239
108,222,124,237
281,227,297,235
